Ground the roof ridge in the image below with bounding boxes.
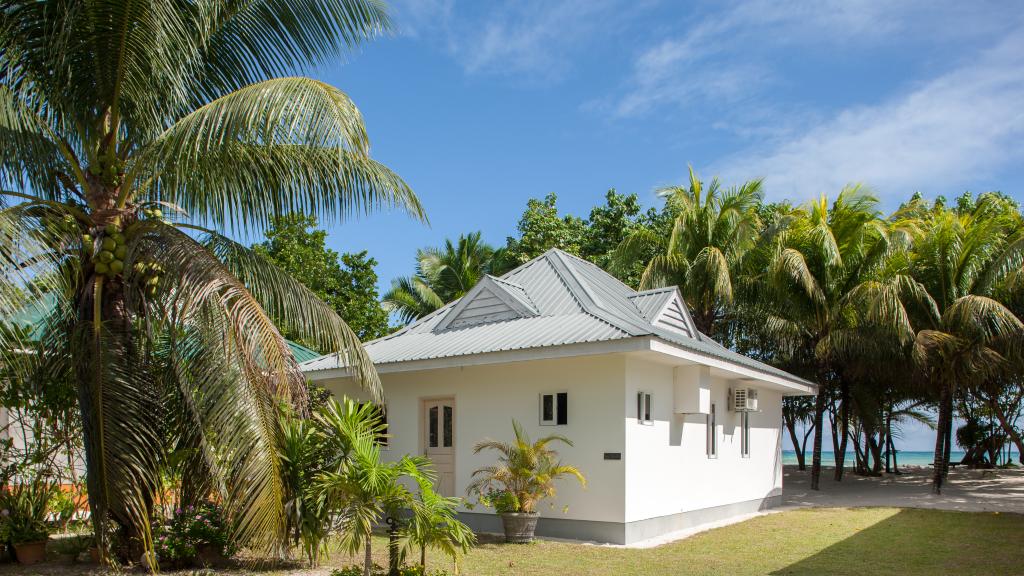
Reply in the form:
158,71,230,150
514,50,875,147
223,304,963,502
546,250,653,337
630,286,678,297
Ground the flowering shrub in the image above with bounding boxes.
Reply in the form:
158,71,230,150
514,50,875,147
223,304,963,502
154,502,234,563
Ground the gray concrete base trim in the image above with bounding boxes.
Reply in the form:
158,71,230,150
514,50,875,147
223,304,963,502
459,494,781,545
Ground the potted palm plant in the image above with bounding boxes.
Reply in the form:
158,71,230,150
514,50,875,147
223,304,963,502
1,481,57,565
468,420,586,543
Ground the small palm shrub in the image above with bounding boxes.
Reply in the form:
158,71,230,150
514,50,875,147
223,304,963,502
468,420,586,514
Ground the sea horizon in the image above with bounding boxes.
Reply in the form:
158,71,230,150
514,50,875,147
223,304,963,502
782,449,1020,467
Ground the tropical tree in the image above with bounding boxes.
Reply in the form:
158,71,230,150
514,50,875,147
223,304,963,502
313,401,433,576
384,232,496,323
612,167,763,337
0,0,423,566
900,196,1024,491
254,213,390,344
750,185,896,489
404,477,475,572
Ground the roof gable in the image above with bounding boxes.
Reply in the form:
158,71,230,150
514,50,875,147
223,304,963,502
433,276,539,332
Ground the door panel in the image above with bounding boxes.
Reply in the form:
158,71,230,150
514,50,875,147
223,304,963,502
423,398,455,496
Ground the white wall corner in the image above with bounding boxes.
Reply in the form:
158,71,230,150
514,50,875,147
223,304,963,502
673,364,711,414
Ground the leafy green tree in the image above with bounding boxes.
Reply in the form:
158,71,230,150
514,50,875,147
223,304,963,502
384,232,497,324
0,0,423,566
500,193,588,267
254,214,389,345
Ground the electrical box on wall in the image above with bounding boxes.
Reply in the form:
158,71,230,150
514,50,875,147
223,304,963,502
673,364,711,414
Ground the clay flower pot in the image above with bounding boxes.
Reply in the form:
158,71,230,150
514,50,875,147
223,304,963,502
500,512,540,543
13,540,48,565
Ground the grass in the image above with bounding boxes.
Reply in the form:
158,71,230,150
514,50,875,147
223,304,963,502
396,507,1024,576
2,508,1022,576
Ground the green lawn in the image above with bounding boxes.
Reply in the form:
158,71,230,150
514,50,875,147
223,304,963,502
3,508,1021,576
397,507,1024,576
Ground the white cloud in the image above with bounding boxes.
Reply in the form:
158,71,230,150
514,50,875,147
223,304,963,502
609,0,1012,117
710,30,1024,203
389,0,645,79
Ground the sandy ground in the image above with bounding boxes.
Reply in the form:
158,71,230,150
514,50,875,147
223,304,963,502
781,465,1024,514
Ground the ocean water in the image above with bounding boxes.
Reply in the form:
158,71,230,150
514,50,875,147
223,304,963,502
782,450,1020,467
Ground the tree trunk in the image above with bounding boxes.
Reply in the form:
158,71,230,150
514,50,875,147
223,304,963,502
834,382,850,481
364,530,373,576
990,401,1024,465
784,413,806,470
810,389,827,490
869,432,883,474
942,397,954,478
932,383,950,493
420,544,426,568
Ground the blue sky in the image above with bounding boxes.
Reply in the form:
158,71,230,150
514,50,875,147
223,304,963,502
290,1,1023,451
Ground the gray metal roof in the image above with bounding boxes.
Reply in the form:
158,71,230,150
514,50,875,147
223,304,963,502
300,249,814,388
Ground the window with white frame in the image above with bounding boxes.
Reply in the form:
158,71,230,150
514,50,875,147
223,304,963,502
540,392,567,426
637,391,653,425
741,411,750,457
707,403,717,458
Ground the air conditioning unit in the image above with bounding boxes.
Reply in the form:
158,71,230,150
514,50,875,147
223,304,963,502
730,387,759,412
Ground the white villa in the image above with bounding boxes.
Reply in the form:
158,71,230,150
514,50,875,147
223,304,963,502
301,248,816,545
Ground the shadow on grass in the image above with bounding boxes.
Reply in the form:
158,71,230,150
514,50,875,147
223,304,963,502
770,508,1024,576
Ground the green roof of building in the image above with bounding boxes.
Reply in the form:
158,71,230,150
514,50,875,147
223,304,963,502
4,293,320,362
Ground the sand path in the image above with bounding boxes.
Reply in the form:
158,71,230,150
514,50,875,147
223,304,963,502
781,465,1024,514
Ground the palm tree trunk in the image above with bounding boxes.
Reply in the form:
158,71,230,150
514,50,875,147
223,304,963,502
420,544,426,568
942,395,954,478
363,530,373,576
810,389,827,490
990,401,1024,465
784,413,806,470
932,382,951,493
869,432,883,474
834,382,850,481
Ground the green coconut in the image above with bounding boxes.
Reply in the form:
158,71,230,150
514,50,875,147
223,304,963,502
109,260,124,274
104,224,119,235
94,262,109,275
101,237,117,251
111,233,126,245
82,234,92,244
98,250,114,263
114,246,128,259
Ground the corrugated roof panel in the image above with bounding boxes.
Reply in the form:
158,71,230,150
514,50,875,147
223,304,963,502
300,248,813,388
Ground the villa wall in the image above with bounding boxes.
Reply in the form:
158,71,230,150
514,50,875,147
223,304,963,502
623,356,784,540
320,354,628,528
321,352,785,544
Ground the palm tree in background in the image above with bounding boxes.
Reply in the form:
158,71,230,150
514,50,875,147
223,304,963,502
611,167,763,337
750,186,895,490
898,196,1024,492
0,0,423,565
384,231,496,324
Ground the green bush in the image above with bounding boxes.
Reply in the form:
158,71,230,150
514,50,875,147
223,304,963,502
154,502,235,562
0,481,57,543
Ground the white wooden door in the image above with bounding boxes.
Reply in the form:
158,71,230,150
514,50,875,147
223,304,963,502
423,398,455,497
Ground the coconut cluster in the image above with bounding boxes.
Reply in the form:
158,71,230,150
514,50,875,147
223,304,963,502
85,217,163,296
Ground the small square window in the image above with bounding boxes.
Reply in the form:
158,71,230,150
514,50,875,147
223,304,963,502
540,393,567,426
637,391,653,425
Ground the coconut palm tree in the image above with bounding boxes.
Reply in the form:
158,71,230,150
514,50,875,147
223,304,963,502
0,0,423,566
901,197,1024,491
750,185,895,489
384,232,496,324
611,167,763,337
